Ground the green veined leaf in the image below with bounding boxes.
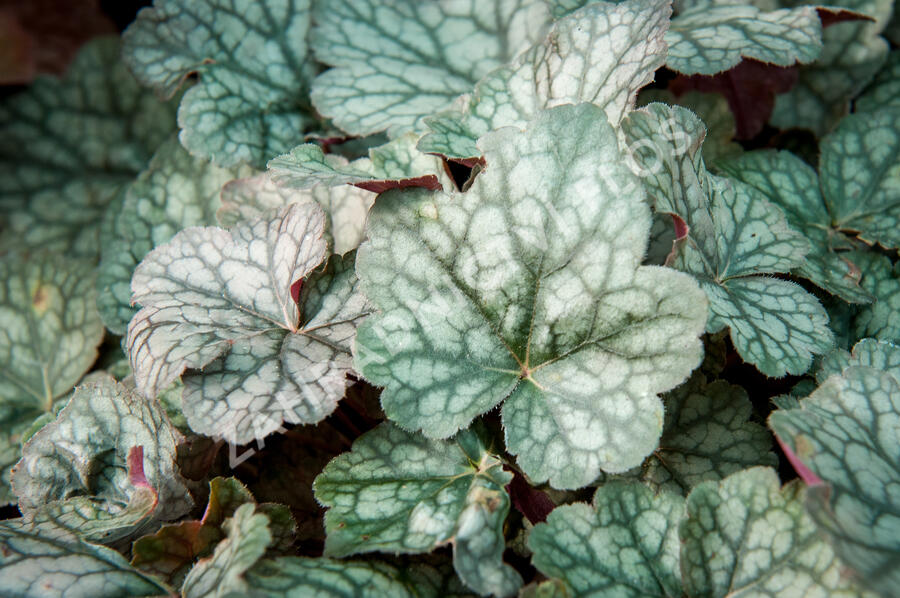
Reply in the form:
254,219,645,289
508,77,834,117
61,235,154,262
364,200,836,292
10,375,192,542
770,13,889,135
718,149,873,303
681,467,868,597
356,104,707,489
0,521,172,598
0,37,176,258
418,0,671,160
770,364,900,596
528,481,684,597
122,0,317,167
126,203,372,443
816,338,900,383
819,108,900,249
623,103,832,376
0,254,104,504
636,372,776,494
97,136,255,335
666,4,823,75
314,422,521,597
308,0,553,137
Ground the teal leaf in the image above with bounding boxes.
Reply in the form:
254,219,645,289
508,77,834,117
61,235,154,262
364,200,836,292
356,104,707,489
856,49,900,113
666,4,823,75
681,467,868,597
851,252,900,343
126,203,372,443
817,338,900,383
97,136,255,335
770,363,900,596
819,108,900,249
0,521,172,598
218,173,375,255
418,0,671,160
308,0,554,137
10,375,192,542
0,37,176,258
770,13,889,135
314,422,521,597
122,0,317,167
268,133,450,191
637,372,776,495
718,149,873,303
528,481,684,597
624,103,833,376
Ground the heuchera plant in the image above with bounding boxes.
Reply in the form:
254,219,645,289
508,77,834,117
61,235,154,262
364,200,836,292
1,0,899,596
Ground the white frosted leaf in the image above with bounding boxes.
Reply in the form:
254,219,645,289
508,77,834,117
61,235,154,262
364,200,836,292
356,104,707,489
219,173,374,255
10,376,191,542
315,423,521,597
419,0,671,160
268,133,450,192
127,203,371,443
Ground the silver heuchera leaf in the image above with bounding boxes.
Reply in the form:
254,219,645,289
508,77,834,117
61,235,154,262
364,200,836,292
681,467,869,597
217,172,374,255
127,202,372,443
770,353,900,597
665,4,823,75
314,423,521,597
528,481,684,597
419,0,671,160
0,520,172,598
308,0,554,137
10,375,192,540
0,37,177,258
623,103,833,377
97,136,256,335
356,104,707,489
0,254,105,505
122,0,318,167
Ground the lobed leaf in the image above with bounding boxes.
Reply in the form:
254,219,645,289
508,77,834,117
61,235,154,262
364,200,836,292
528,481,684,597
770,361,900,596
356,104,707,488
666,4,823,75
0,37,176,258
127,203,371,443
308,0,553,137
122,0,318,167
681,467,867,597
315,422,521,597
418,0,671,160
623,103,833,376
